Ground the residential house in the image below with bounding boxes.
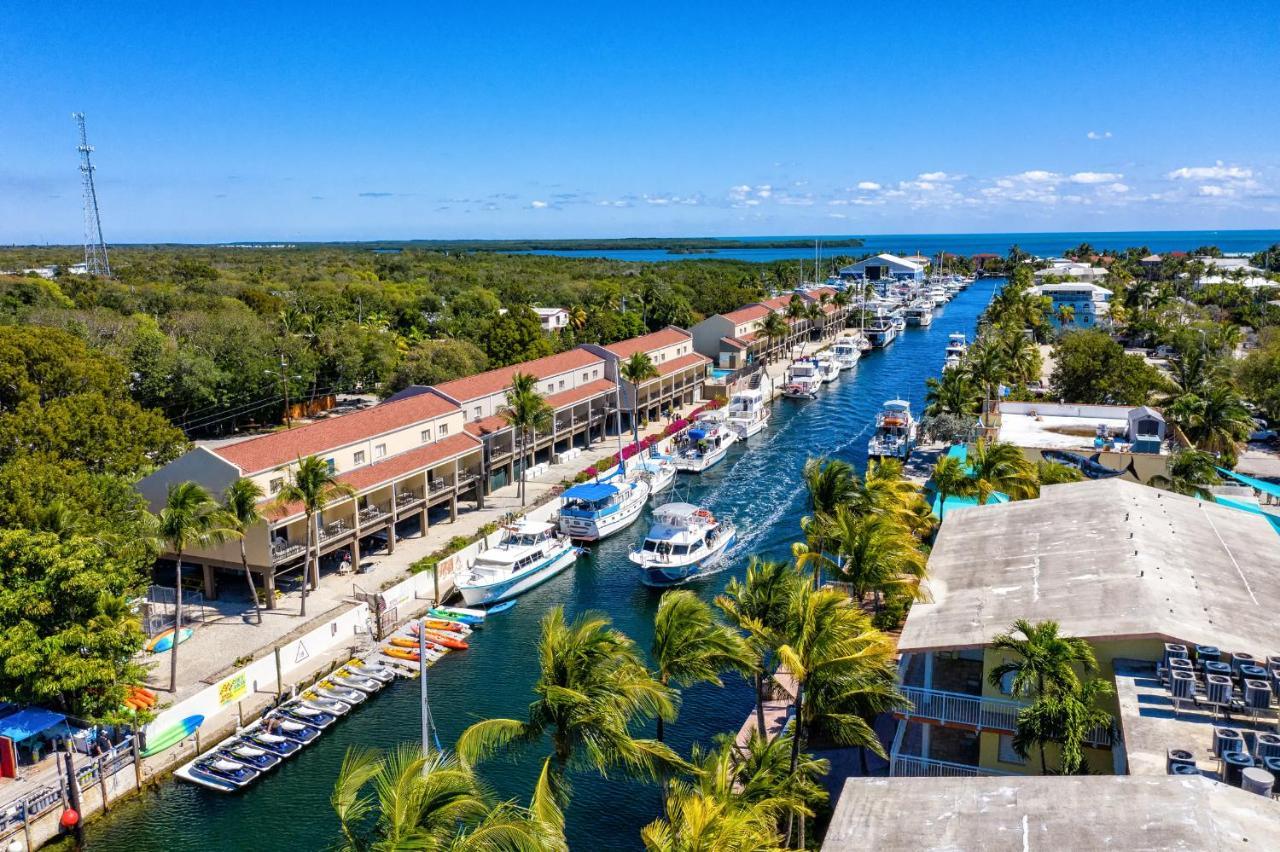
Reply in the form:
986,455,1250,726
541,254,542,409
970,253,1001,272
580,327,709,432
532,307,570,333
136,389,484,603
1033,259,1109,284
1030,281,1112,329
689,295,810,371
991,400,1176,481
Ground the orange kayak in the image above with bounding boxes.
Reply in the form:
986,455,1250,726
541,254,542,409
390,636,448,652
422,629,468,651
411,620,467,635
383,647,420,662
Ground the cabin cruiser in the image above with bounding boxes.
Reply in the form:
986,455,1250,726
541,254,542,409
943,332,967,370
815,355,841,384
904,301,934,327
831,334,862,370
724,389,770,439
630,503,737,587
457,520,580,605
674,411,738,472
927,284,949,305
867,399,918,460
558,471,650,541
891,309,907,333
782,359,822,399
630,453,678,498
865,316,897,348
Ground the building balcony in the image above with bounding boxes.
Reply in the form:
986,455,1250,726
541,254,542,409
357,501,391,524
890,754,1015,778
429,476,456,495
395,489,421,507
899,685,1023,733
270,542,306,565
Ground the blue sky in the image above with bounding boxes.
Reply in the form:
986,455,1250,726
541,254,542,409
3,1,1279,243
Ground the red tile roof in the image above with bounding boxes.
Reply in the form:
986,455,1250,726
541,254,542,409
757,294,798,312
802,287,838,301
650,352,710,379
723,304,771,324
266,432,482,520
603,326,691,359
214,391,458,474
738,331,761,344
465,414,511,438
720,336,748,350
543,378,616,409
433,349,604,404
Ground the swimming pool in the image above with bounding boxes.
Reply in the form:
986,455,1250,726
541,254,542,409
710,368,733,381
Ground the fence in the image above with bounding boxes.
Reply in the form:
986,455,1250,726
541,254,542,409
890,754,1014,778
0,740,136,837
142,585,209,636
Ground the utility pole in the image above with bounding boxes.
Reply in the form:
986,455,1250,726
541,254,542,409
419,623,431,759
265,355,299,428
73,112,111,277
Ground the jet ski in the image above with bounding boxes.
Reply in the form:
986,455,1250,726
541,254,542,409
245,730,302,757
280,703,336,729
345,660,396,682
217,741,282,771
300,692,352,715
272,717,321,745
192,756,259,788
330,667,383,694
311,681,366,705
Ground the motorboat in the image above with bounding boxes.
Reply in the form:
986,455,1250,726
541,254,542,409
724,389,770,439
831,334,862,370
630,453,678,498
815,355,841,383
905,301,934,327
630,503,737,587
673,411,738,472
927,284,949,305
867,400,918,460
215,741,281,771
943,332,967,370
456,520,580,606
891,309,907,333
279,703,336,729
782,359,821,399
176,755,260,792
558,470,650,541
865,317,897,348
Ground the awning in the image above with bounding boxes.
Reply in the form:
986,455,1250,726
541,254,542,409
1216,467,1280,500
562,482,619,502
0,708,68,742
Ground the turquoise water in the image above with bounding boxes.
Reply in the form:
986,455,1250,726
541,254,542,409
710,367,733,380
513,229,1280,263
84,281,999,851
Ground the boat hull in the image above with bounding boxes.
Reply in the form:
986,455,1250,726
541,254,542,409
559,487,649,542
673,443,730,473
635,531,737,587
458,545,579,606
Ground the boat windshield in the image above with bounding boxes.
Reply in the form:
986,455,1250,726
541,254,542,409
505,531,545,547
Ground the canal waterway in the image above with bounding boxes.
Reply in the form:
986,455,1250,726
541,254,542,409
85,279,998,851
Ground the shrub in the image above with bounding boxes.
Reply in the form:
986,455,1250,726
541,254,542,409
872,595,912,631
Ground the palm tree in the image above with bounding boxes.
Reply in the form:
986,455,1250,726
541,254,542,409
804,301,824,340
924,370,980,418
1013,677,1114,775
1167,384,1252,466
642,770,786,852
729,729,828,835
802,507,926,608
1035,460,1084,488
799,457,855,586
1055,304,1076,327
964,338,1007,427
157,482,235,692
968,439,1037,504
457,607,683,804
784,299,806,357
651,591,754,741
931,454,976,520
620,351,660,449
568,305,588,333
223,478,267,625
774,585,900,848
849,458,918,519
716,559,802,738
999,330,1040,385
331,744,565,851
760,312,789,365
274,455,355,618
987,619,1098,773
501,372,553,506
1149,449,1221,499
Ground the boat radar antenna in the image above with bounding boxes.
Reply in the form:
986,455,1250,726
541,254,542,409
72,112,111,277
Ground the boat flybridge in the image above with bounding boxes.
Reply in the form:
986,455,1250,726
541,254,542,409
674,410,738,472
630,502,737,587
867,399,918,460
782,358,822,399
943,332,968,370
724,388,770,439
457,520,580,605
815,354,841,383
905,300,934,327
558,469,650,542
630,453,678,499
831,333,862,370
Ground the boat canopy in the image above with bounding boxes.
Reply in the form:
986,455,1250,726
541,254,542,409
562,482,619,502
688,429,708,441
0,707,69,743
654,502,702,519
883,399,911,411
508,520,555,536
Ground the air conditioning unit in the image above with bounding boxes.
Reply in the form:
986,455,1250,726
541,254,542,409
1195,645,1221,666
1222,751,1255,787
1170,670,1196,700
1166,748,1196,774
1213,726,1244,758
1206,675,1233,706
1254,733,1280,760
1231,651,1258,675
1243,679,1273,711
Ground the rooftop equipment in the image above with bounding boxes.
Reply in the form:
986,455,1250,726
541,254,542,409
1206,674,1233,707
1204,660,1232,678
1254,733,1280,760
1213,726,1244,758
1195,645,1221,666
1164,643,1189,669
1244,679,1273,711
1166,748,1196,774
1241,767,1275,797
1231,651,1258,675
1223,750,1255,786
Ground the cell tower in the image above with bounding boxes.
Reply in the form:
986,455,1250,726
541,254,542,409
72,112,111,277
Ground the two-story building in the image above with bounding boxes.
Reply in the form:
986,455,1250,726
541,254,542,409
581,327,710,431
532,307,570,333
427,349,619,492
797,286,849,340
1030,281,1112,329
136,390,485,604
690,297,809,371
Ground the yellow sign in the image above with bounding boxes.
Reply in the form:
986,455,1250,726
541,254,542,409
218,672,247,706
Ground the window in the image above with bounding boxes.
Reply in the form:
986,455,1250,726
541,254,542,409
592,369,598,379
998,734,1026,765
353,450,366,465
326,458,336,474
582,372,589,382
373,443,386,460
270,477,284,494
421,428,432,443
558,380,565,390
997,670,1016,695
439,424,449,436
473,406,481,421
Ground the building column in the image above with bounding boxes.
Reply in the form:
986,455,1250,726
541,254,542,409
387,484,398,555
201,563,216,600
419,505,428,537
449,495,458,523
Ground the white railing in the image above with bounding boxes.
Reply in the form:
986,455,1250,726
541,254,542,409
891,754,1016,778
901,685,1024,732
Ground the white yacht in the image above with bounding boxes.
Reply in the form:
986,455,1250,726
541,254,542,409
943,332,968,370
816,355,841,383
891,309,907,333
674,411,738,472
927,284,949,305
867,399,918,460
558,472,650,541
831,334,862,370
904,301,934,327
457,521,580,605
724,389,770,439
630,453,678,499
630,503,737,587
782,359,822,399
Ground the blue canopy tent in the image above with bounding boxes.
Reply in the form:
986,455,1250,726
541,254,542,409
1214,467,1280,535
0,708,68,743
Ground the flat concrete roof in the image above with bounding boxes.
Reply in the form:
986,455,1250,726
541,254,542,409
998,411,1133,452
898,478,1280,655
822,775,1280,851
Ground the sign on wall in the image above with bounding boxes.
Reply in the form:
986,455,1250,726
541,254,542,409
218,672,248,706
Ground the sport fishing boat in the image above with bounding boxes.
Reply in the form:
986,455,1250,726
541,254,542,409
724,389,770,439
831,334,862,370
673,411,738,472
815,355,841,383
456,520,580,606
867,399,918,460
630,503,737,587
927,283,949,305
558,471,650,541
782,359,822,399
943,332,967,370
630,453,678,498
891,309,907,333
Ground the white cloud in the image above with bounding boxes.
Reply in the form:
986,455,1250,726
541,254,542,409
1166,161,1253,181
917,171,959,182
530,200,548,208
1017,170,1061,183
1106,183,1130,193
1069,171,1123,184
827,212,847,219
1086,130,1113,140
1198,184,1232,197
754,184,772,198
857,181,881,191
